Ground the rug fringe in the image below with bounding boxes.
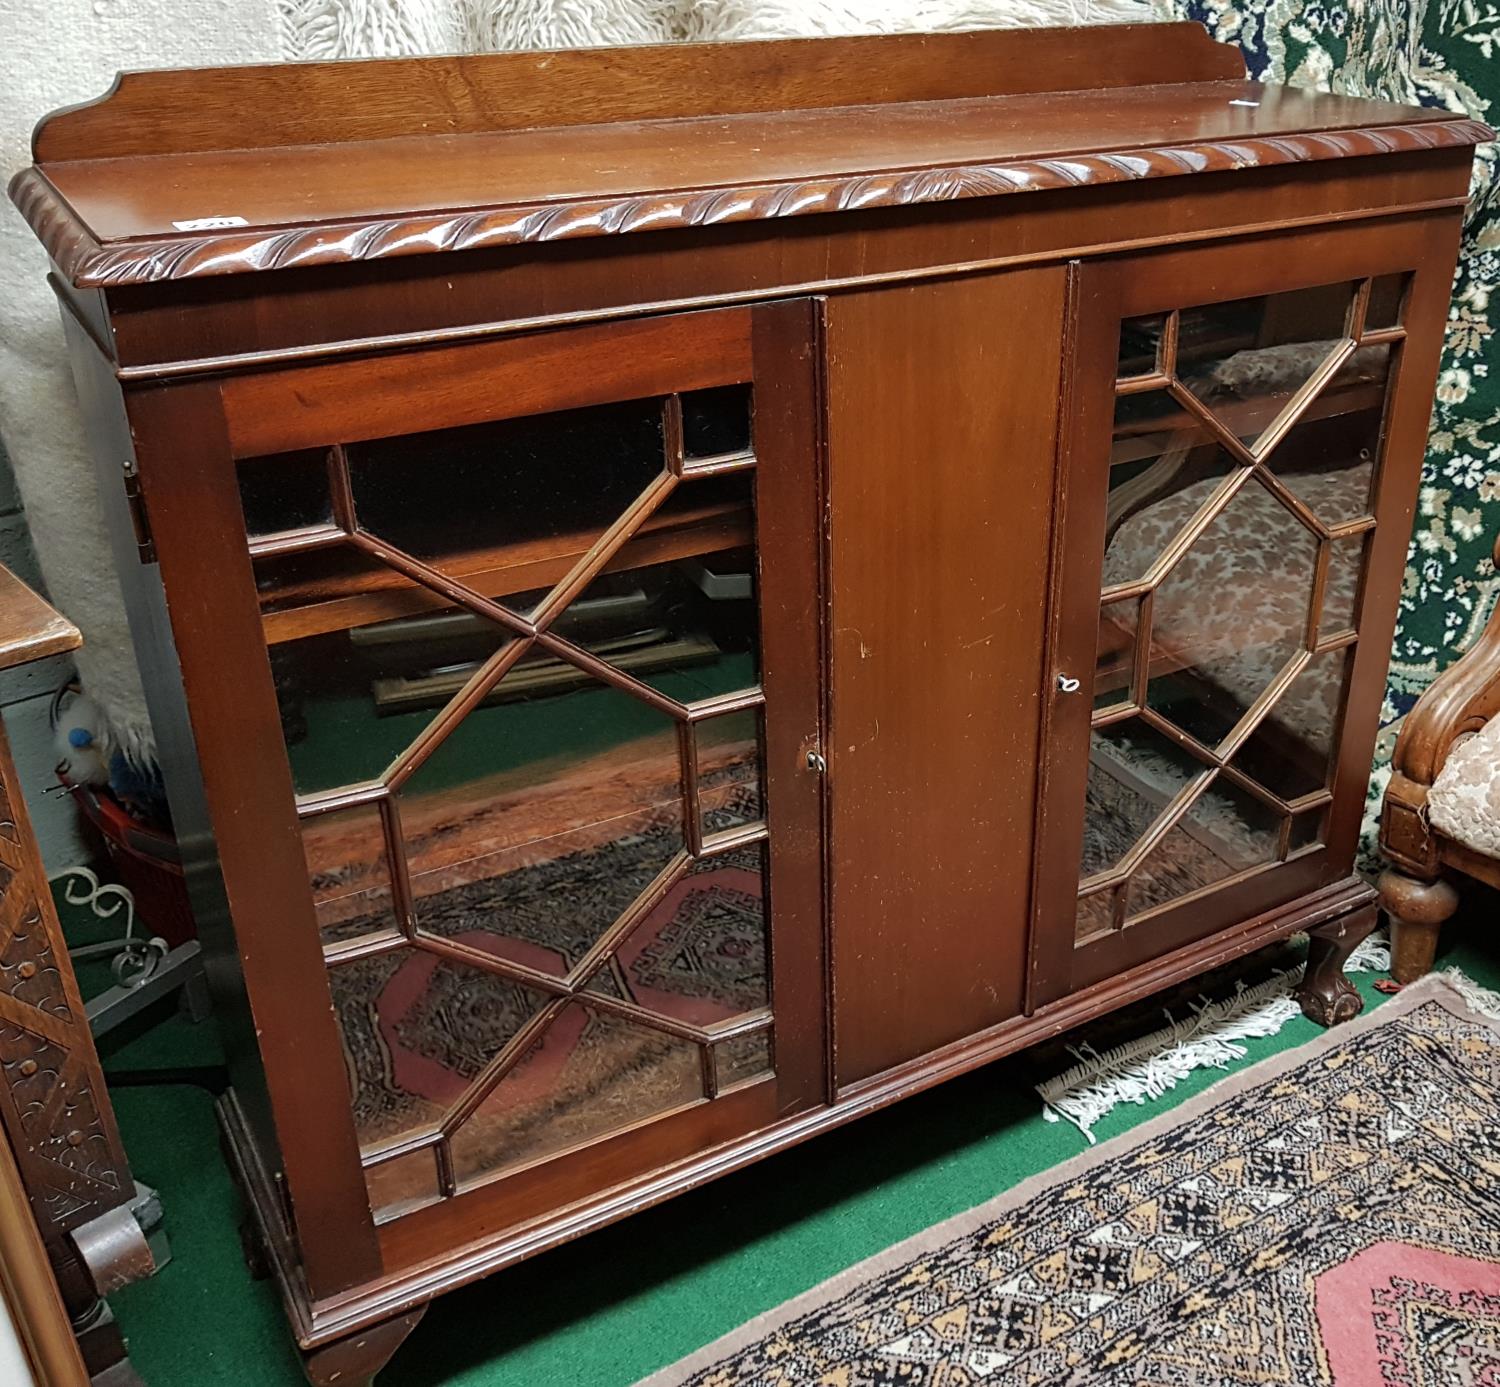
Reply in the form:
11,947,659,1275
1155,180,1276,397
1437,966,1500,1023
1037,931,1390,1143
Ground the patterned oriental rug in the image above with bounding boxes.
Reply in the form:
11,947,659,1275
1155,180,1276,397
643,975,1500,1387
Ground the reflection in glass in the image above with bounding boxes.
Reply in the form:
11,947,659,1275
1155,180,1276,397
1143,480,1318,750
682,385,753,457
329,949,551,1149
365,1146,441,1224
572,542,760,703
588,846,770,1020
397,669,685,966
1081,719,1209,884
1116,313,1169,380
238,448,332,538
300,802,400,943
254,371,786,1209
1125,774,1281,918
1077,277,1387,946
1321,535,1367,638
1105,390,1237,590
1265,346,1389,526
346,400,667,586
698,708,765,837
717,1030,772,1089
270,609,516,796
1232,649,1350,803
1094,599,1138,715
1075,889,1116,942
1178,282,1355,449
449,1004,703,1187
1365,274,1408,332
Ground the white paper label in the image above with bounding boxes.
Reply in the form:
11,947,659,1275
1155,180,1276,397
171,215,249,231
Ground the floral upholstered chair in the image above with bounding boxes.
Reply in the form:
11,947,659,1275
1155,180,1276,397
1379,533,1500,982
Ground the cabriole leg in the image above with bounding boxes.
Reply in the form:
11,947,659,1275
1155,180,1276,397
1295,907,1378,1028
1377,869,1460,985
301,1306,427,1387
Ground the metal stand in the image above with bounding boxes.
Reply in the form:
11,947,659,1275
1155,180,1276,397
51,867,210,1038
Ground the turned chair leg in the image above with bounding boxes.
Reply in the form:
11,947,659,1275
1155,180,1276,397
1294,907,1377,1028
301,1306,427,1387
1377,868,1460,985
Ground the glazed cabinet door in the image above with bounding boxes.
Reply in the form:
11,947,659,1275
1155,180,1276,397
1032,216,1461,1005
134,303,825,1286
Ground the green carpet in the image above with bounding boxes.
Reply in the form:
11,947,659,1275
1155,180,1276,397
68,892,1499,1386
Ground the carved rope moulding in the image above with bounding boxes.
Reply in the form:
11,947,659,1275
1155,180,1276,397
11,120,1492,288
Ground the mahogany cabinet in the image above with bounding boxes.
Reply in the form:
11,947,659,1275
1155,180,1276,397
11,22,1489,1383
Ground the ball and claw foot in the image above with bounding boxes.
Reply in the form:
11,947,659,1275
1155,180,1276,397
1294,908,1377,1028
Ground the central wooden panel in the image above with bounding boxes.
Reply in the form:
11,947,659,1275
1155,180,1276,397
826,269,1068,1087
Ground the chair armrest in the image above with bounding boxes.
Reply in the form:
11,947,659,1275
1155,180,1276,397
1392,534,1500,789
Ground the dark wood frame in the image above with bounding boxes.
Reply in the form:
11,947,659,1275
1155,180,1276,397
121,301,831,1315
11,23,1487,1385
1032,213,1463,1006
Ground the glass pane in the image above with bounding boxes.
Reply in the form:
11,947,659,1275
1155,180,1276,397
253,542,395,618
1075,888,1117,943
1231,648,1351,803
329,946,551,1149
397,669,686,972
717,1030,772,1089
1094,598,1137,715
1104,390,1238,591
449,1003,703,1187
300,802,400,943
1178,282,1356,449
270,608,515,796
1144,479,1318,749
1320,534,1367,639
590,846,770,1023
1126,775,1282,918
655,468,755,537
682,386,752,457
571,543,760,703
698,708,764,838
1264,344,1390,527
365,1146,441,1223
1288,809,1326,855
238,449,332,538
1081,717,1211,885
1365,274,1408,332
1117,313,1168,380
345,399,667,598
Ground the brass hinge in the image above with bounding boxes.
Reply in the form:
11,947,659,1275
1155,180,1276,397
122,458,155,564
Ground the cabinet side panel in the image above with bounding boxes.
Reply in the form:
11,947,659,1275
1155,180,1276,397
58,314,281,1160
825,269,1066,1087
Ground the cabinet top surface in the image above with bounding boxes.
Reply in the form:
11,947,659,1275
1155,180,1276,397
0,566,80,671
11,24,1489,290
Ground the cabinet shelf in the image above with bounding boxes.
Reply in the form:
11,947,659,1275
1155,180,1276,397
1111,379,1386,467
259,498,753,645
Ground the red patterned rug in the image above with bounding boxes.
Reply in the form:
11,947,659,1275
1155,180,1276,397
643,974,1500,1386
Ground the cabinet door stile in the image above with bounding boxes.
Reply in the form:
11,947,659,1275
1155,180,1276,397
125,377,384,1300
1028,265,1121,1010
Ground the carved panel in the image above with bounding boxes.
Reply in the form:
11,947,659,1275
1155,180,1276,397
0,728,133,1253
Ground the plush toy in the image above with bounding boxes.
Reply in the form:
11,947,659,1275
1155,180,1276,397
53,688,172,824
54,691,111,786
